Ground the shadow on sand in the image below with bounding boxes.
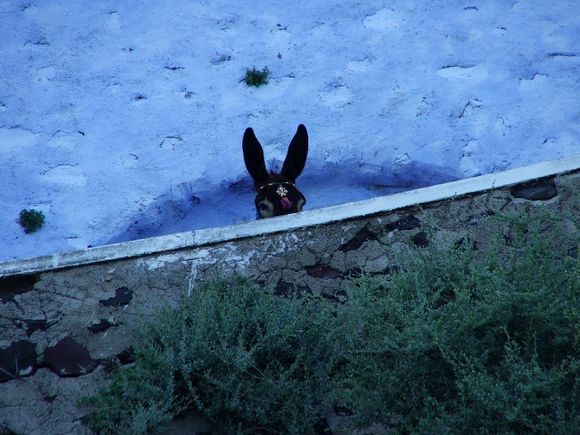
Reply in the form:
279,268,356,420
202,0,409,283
107,159,460,244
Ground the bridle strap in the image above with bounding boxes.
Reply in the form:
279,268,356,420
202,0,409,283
255,179,302,212
256,180,295,193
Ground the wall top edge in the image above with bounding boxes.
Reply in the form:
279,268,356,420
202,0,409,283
1,155,579,278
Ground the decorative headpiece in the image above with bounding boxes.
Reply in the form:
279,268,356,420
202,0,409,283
276,185,293,210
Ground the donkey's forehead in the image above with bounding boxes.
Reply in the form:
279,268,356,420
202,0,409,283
256,182,303,200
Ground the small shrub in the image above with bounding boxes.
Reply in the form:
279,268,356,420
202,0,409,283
19,209,45,233
243,66,270,87
81,278,351,434
339,212,579,433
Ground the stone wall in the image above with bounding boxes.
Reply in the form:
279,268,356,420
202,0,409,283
0,170,578,434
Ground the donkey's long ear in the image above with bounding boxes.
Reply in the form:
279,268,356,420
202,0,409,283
281,124,308,182
243,127,269,184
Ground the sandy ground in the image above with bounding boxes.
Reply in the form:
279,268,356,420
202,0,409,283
1,0,579,261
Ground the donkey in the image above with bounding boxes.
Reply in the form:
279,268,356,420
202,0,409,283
242,124,308,219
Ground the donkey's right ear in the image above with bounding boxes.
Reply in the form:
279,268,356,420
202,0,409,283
281,124,308,183
242,127,270,184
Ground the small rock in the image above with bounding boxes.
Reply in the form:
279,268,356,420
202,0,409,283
411,231,429,247
23,318,49,335
103,347,135,372
99,287,133,307
0,274,39,303
305,265,344,280
385,214,422,231
511,180,557,200
87,318,120,333
0,340,37,382
117,347,135,365
44,336,97,377
347,267,364,278
339,225,378,252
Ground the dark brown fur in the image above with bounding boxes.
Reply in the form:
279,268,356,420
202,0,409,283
242,125,308,219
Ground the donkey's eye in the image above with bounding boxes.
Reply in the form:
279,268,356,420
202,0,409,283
296,197,305,212
257,200,274,218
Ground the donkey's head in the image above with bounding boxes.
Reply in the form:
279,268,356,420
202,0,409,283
243,124,308,219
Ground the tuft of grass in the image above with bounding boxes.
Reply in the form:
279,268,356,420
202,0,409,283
81,210,579,434
19,209,45,233
243,66,270,87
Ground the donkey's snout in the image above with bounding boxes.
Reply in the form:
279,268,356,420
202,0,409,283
281,197,293,210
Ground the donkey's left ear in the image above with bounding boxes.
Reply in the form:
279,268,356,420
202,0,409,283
243,127,270,184
281,124,308,182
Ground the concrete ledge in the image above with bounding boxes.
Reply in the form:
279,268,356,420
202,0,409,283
1,154,579,278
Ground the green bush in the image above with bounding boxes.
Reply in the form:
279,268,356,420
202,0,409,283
19,209,45,233
81,278,349,434
243,66,270,87
81,211,579,434
340,213,579,433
